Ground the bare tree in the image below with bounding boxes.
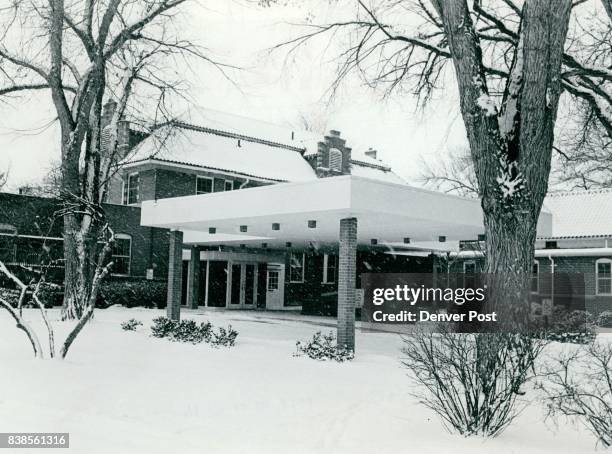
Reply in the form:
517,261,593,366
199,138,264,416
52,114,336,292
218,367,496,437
419,147,478,196
0,169,7,190
268,0,611,325
0,0,227,322
538,340,612,447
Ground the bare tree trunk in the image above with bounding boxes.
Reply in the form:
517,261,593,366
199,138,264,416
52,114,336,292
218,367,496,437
431,0,572,328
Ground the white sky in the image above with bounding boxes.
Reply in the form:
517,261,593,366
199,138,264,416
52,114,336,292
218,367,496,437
0,0,467,191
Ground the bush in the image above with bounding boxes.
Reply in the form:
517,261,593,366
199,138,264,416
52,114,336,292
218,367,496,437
121,318,143,331
401,331,543,437
533,308,597,344
98,280,167,309
151,317,238,347
294,331,354,362
597,311,612,328
538,341,612,447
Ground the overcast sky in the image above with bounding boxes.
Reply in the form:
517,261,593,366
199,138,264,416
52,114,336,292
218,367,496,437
0,0,467,191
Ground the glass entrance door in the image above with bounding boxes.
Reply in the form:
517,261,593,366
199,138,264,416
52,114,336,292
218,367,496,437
227,262,258,309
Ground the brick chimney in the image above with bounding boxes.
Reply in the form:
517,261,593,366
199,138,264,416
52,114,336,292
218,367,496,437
364,147,377,160
311,129,352,178
102,100,117,129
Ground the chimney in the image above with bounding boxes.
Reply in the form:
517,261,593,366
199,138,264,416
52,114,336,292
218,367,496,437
102,100,117,129
328,129,341,137
365,147,377,160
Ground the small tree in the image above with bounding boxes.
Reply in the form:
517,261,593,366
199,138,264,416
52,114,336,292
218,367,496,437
538,340,612,447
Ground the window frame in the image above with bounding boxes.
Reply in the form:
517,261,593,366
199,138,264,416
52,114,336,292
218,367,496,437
224,180,234,191
596,258,612,296
111,234,132,276
322,253,337,284
289,252,305,283
123,172,140,205
195,176,214,195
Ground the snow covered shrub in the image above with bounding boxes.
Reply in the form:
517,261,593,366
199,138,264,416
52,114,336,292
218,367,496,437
401,331,543,437
211,326,239,347
597,311,612,328
538,340,612,447
151,316,177,338
294,331,354,362
121,319,143,331
150,317,237,347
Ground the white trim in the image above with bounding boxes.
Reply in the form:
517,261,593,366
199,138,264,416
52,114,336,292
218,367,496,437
196,175,214,195
596,258,612,296
453,248,612,258
0,232,63,241
289,252,305,283
224,179,234,191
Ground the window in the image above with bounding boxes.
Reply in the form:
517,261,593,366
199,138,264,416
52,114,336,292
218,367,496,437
323,254,337,284
531,261,539,293
289,252,305,283
123,173,139,205
267,270,279,291
112,234,132,275
224,180,234,191
196,176,213,195
596,259,612,295
329,148,343,172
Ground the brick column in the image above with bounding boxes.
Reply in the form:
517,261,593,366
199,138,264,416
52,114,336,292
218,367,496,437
338,217,357,351
166,230,183,321
186,246,200,309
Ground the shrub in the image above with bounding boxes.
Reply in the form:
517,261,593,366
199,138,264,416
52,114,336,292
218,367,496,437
401,331,543,437
98,280,167,309
150,317,237,347
121,319,143,331
533,308,597,344
597,311,612,328
538,341,612,447
294,331,354,362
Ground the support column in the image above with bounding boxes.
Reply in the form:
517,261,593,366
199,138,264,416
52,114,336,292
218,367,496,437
338,217,357,351
166,230,184,321
187,246,200,309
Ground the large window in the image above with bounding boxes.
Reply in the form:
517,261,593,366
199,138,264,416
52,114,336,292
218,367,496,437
463,261,477,288
123,173,139,205
196,176,213,195
323,254,337,284
596,259,612,295
531,261,539,293
329,148,343,172
112,234,132,276
289,252,305,283
0,237,15,263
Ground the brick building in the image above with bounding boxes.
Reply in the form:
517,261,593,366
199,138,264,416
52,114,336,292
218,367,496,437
1,105,611,329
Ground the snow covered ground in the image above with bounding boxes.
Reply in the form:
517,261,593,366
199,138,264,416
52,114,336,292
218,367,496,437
0,307,608,454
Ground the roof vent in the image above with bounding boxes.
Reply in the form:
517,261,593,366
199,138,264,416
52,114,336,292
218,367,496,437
365,148,377,160
328,130,341,137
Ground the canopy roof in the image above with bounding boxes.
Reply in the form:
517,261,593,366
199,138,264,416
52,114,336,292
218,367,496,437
141,176,553,248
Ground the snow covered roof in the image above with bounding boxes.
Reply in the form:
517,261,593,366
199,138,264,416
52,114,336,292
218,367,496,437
122,123,318,183
121,108,406,185
542,189,612,238
350,161,406,184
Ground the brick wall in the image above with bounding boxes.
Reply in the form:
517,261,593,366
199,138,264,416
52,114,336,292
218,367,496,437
0,192,169,281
